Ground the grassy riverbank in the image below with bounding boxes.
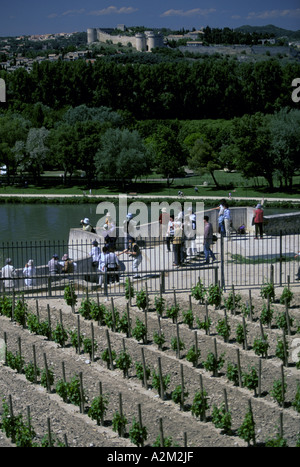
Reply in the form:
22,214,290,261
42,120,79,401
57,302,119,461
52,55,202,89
0,193,299,210
1,172,300,208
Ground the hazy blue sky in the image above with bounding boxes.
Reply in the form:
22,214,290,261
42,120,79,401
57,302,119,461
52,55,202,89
1,0,300,36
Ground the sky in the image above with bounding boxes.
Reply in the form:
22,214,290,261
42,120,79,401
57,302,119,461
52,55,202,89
0,0,300,37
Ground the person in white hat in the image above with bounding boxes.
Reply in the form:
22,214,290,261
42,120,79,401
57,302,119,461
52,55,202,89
159,207,170,239
1,258,16,289
23,259,36,287
123,213,136,249
80,217,93,232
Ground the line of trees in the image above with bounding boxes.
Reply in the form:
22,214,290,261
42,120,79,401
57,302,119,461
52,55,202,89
0,104,299,191
1,55,299,120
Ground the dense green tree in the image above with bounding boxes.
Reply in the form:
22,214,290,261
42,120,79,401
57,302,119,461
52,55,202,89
23,127,49,183
48,123,79,183
95,128,153,188
146,124,186,186
229,113,274,188
187,136,221,188
269,108,300,189
0,114,30,183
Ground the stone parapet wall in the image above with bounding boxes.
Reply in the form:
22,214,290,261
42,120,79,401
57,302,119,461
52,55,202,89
263,212,300,235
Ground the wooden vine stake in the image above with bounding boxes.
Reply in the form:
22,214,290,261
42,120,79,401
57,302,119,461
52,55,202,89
47,417,52,447
126,302,131,338
158,357,165,400
176,323,181,359
213,338,218,377
259,319,268,359
258,358,262,397
99,382,104,425
18,337,23,374
205,301,210,335
59,309,66,347
106,329,114,370
77,315,81,354
284,298,291,336
138,403,145,447
236,348,242,387
231,284,236,316
141,347,148,389
111,297,116,332
180,364,185,411
199,374,207,422
282,329,288,367
36,299,40,324
79,372,85,414
118,393,125,437
47,304,52,340
242,316,248,350
281,364,285,408
43,352,51,393
248,289,253,322
32,344,38,384
193,331,199,367
159,417,164,447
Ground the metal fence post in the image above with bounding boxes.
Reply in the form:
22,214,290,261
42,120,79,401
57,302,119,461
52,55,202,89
220,235,225,290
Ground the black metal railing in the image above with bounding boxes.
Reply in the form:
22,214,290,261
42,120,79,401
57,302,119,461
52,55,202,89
0,230,299,298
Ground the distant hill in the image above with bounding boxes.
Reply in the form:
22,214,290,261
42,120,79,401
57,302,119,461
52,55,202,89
235,24,300,40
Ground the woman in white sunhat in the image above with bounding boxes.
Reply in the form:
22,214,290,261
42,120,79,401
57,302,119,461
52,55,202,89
23,259,36,287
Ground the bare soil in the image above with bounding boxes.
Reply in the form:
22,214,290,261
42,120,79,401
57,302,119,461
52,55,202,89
1,285,300,448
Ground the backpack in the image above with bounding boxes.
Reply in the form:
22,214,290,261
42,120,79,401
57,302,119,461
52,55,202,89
63,260,74,273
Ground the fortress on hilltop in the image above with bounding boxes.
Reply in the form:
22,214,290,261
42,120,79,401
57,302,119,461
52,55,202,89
87,26,165,51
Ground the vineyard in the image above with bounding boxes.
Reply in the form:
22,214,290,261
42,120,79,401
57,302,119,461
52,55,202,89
0,280,300,448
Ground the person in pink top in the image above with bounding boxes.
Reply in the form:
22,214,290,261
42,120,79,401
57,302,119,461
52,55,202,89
253,203,264,239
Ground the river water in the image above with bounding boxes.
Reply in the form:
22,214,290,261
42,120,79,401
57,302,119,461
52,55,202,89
0,203,297,244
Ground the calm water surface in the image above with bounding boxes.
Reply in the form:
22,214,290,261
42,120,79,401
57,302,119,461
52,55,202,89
0,203,298,244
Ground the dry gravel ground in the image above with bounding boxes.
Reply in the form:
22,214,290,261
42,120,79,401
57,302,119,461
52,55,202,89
0,285,300,449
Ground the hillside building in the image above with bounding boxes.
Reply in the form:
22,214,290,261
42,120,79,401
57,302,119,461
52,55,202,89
87,27,165,51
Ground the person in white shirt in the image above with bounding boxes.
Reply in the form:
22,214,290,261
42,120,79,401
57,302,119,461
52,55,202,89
1,258,16,289
98,246,108,286
23,259,36,287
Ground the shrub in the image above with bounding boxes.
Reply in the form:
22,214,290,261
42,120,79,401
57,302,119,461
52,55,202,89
88,394,109,426
129,418,147,447
154,296,165,316
115,350,132,378
226,362,239,386
260,279,275,302
14,299,28,327
186,346,200,367
237,407,256,446
216,318,231,342
242,366,258,396
191,390,209,421
166,304,180,323
212,403,232,434
136,289,148,311
171,385,189,409
152,369,170,397
203,352,225,377
207,284,222,308
24,361,40,383
64,283,77,309
132,318,147,344
112,411,128,436
153,331,166,350
191,280,206,303
182,309,194,328
253,335,269,358
279,287,293,307
224,291,242,313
